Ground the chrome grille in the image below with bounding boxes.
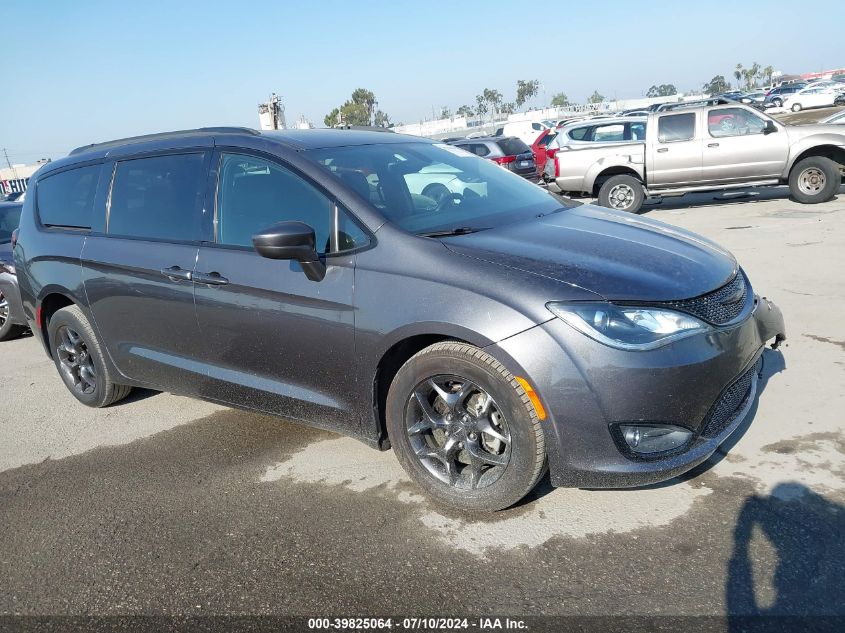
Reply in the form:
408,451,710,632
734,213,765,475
665,272,748,325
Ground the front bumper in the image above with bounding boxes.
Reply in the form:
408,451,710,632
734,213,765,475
490,295,785,488
0,271,27,326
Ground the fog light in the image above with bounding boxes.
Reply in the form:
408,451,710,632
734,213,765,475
619,424,693,454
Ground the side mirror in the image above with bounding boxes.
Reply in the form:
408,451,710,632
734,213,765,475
763,120,778,135
252,221,326,282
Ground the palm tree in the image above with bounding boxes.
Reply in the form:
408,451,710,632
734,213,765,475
734,64,744,90
763,65,775,86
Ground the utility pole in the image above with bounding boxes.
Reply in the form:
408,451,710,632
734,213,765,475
2,148,18,180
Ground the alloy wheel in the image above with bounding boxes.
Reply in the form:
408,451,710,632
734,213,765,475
797,167,826,196
56,326,97,395
405,375,511,490
607,183,636,210
0,292,8,327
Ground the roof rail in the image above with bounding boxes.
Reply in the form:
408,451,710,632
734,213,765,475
69,127,259,156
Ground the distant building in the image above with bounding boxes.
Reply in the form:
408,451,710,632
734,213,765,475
1,160,49,195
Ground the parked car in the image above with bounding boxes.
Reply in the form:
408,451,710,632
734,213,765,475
547,117,647,152
716,91,746,101
545,101,845,213
1,191,26,203
530,128,558,175
0,201,27,341
783,86,842,112
820,109,845,125
763,83,806,108
13,127,786,512
501,120,549,146
835,93,845,107
450,136,537,180
739,91,767,105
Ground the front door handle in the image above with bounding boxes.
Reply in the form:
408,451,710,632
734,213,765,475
708,143,720,148
161,266,192,282
656,147,669,153
193,271,229,286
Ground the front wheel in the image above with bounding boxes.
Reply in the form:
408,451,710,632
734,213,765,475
47,304,132,407
387,342,546,512
772,98,783,107
791,103,802,112
597,174,645,213
788,156,841,204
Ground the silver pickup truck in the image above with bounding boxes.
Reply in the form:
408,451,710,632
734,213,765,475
544,100,845,213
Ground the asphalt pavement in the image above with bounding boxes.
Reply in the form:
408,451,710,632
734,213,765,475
1,186,844,626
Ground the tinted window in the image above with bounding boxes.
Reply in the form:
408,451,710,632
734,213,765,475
37,165,100,229
568,126,590,141
708,107,766,138
538,132,557,147
309,142,577,236
462,143,490,157
109,153,206,241
0,204,22,243
217,153,332,252
658,113,696,143
496,138,530,156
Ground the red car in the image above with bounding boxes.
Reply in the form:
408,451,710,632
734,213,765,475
531,129,558,176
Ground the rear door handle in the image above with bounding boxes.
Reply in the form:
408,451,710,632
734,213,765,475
708,143,720,148
656,147,669,153
161,266,192,282
193,271,229,286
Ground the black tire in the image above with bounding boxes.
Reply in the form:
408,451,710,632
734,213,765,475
788,156,841,204
0,290,26,341
791,103,802,112
597,174,645,213
47,304,132,407
386,342,546,512
772,98,782,107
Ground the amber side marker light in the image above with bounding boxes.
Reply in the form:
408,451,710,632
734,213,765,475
514,376,547,421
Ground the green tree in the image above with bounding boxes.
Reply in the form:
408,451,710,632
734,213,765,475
500,102,515,115
588,90,605,104
324,88,386,127
350,88,376,122
550,92,570,107
515,79,540,108
762,65,775,86
742,62,761,90
646,84,678,98
734,64,744,89
439,106,451,119
703,75,731,95
324,108,341,127
455,105,474,118
475,94,488,117
374,110,391,127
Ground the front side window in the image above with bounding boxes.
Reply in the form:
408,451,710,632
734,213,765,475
37,164,100,229
108,153,206,241
708,108,766,138
657,113,696,143
217,153,333,252
308,141,577,236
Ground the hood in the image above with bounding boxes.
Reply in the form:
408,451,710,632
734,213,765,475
785,124,845,143
442,205,738,302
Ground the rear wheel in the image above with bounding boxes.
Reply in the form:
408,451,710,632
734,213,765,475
772,98,783,107
387,342,546,512
47,304,132,407
791,103,802,112
0,290,26,341
788,156,841,204
597,174,645,213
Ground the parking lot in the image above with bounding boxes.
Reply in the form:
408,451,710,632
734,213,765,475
1,186,843,621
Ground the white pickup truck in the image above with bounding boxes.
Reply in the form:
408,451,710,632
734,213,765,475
544,100,845,213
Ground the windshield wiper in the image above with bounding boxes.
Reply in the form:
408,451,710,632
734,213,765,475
417,226,488,238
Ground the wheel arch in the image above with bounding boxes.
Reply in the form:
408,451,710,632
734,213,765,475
36,291,77,358
786,143,845,176
591,166,644,197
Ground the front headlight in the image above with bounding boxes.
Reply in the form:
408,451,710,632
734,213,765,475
547,302,707,350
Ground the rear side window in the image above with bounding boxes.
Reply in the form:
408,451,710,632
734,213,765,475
461,143,490,157
538,132,557,147
496,138,530,156
592,124,625,141
108,153,206,242
568,126,590,141
37,165,100,229
658,113,696,143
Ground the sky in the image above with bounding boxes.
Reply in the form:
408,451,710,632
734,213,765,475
2,0,843,164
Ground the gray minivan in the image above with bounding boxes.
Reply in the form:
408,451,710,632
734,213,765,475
14,127,785,511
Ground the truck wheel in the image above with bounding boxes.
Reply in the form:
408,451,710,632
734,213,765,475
386,342,546,512
597,175,645,213
788,156,841,204
47,304,132,407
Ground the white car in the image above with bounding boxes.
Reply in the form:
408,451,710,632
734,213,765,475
820,109,845,125
502,120,549,146
783,86,840,112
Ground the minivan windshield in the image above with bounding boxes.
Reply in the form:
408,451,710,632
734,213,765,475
307,142,577,235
